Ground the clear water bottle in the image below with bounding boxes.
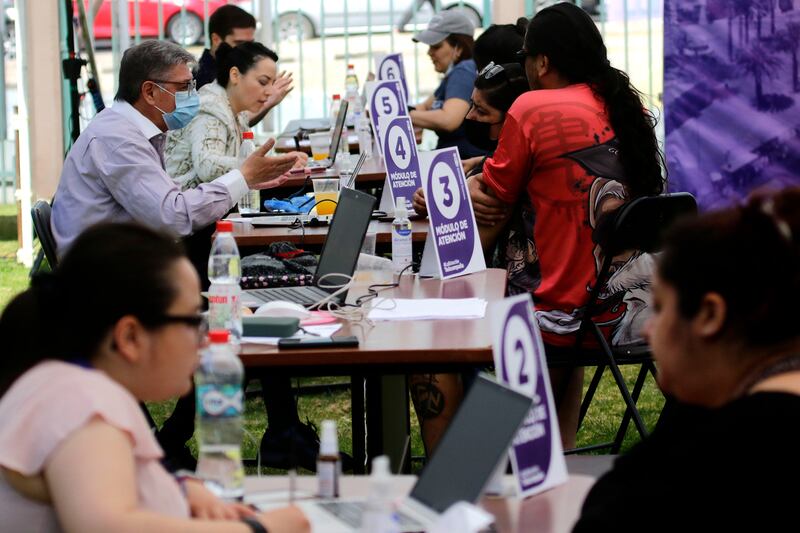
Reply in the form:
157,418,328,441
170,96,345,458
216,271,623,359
360,456,400,533
391,196,412,273
195,329,245,500
208,220,242,343
317,420,341,499
329,93,342,128
345,64,362,120
355,112,373,159
237,131,260,214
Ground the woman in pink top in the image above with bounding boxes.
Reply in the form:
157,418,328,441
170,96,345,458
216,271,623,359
0,223,308,533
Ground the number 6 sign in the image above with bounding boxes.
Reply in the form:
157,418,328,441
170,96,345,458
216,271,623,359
376,53,410,105
490,294,568,498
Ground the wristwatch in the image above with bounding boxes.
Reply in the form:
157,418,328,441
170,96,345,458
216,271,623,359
241,516,268,533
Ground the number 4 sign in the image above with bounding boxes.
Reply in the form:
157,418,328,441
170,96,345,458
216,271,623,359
417,147,486,279
490,294,568,499
376,116,421,214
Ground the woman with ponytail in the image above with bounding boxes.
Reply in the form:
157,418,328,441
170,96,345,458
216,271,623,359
470,2,665,447
166,41,306,191
0,223,308,533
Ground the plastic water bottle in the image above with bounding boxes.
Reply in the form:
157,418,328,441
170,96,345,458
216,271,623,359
195,329,245,500
391,197,412,273
317,420,341,498
360,456,400,533
356,112,373,159
237,131,260,214
208,220,242,343
329,93,342,128
345,64,362,119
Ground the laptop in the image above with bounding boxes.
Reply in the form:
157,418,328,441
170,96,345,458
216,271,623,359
240,186,376,308
253,374,533,532
306,100,349,170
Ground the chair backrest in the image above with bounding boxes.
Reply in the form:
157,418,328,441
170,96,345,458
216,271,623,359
31,200,58,270
594,193,698,257
579,193,698,337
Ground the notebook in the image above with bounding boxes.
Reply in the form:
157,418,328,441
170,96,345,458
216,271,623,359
240,186,376,308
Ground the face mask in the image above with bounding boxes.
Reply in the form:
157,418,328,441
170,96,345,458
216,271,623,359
464,118,502,152
153,83,200,130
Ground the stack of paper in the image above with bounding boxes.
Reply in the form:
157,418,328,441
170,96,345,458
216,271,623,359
367,298,488,321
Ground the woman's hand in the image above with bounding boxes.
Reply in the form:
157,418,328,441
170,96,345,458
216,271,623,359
468,174,510,226
184,479,255,520
412,187,428,217
258,506,311,533
262,71,294,113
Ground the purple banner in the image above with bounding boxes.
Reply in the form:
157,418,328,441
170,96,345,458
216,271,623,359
425,149,476,277
665,0,800,210
381,116,421,211
499,299,553,492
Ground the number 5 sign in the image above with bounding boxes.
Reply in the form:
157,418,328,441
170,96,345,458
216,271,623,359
376,53,409,105
490,294,568,498
365,80,408,157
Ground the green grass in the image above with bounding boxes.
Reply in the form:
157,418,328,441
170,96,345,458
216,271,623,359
0,223,664,474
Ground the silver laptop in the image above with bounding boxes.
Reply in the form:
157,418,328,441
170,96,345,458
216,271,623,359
240,186,376,308
261,374,533,532
307,100,349,170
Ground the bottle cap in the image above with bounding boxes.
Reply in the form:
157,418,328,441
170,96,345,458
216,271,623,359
333,94,341,100
394,197,408,217
216,220,234,233
242,131,254,140
320,420,339,456
208,330,229,343
348,64,355,69
371,455,391,480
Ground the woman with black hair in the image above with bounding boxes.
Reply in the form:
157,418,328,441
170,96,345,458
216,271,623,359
166,41,306,191
575,188,800,530
472,18,528,71
470,3,665,447
0,223,309,533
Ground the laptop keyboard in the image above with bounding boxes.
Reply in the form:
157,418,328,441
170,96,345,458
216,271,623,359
317,501,423,530
251,286,331,306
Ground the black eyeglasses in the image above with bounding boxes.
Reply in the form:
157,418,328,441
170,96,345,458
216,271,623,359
145,313,207,340
479,61,506,80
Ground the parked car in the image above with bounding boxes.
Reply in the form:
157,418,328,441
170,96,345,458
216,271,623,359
275,0,486,40
79,0,230,46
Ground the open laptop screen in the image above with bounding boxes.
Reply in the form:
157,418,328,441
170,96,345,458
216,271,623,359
327,100,349,162
409,374,532,513
314,187,375,290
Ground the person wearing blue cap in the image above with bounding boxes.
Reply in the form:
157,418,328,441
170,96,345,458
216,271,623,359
409,10,487,159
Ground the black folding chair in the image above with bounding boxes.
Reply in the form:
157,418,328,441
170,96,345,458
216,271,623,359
548,193,697,454
30,199,58,274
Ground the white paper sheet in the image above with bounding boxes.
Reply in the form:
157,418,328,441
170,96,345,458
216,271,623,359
367,298,487,321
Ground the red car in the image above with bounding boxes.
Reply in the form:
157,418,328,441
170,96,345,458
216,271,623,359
82,0,232,45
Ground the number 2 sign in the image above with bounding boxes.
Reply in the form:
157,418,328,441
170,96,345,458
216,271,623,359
490,294,568,499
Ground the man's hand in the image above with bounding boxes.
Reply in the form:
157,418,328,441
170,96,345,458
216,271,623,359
258,506,311,533
468,174,510,226
240,138,298,188
461,156,483,175
412,187,428,217
286,150,308,169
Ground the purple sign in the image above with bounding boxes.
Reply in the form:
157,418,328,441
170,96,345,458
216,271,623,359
382,116,421,211
500,299,552,492
425,149,476,277
377,53,410,104
664,0,800,210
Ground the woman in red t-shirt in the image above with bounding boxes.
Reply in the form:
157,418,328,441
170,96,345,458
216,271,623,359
473,3,665,447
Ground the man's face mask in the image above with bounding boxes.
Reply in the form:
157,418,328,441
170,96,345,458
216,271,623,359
152,81,200,130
